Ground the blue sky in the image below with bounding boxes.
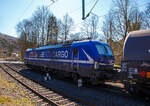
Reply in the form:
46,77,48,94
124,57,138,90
0,0,149,37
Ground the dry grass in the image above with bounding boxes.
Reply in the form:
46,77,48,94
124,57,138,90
0,73,35,106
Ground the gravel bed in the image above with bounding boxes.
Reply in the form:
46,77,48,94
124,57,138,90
17,68,150,106
0,67,35,106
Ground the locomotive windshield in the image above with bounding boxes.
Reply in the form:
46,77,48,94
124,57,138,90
105,45,113,55
95,44,113,56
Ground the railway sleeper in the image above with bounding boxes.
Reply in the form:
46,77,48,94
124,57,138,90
47,93,58,96
37,87,47,91
29,93,35,97
25,90,32,94
36,101,47,106
33,84,43,88
33,86,42,89
47,95,63,99
40,102,49,106
50,97,66,102
35,88,47,92
60,100,77,106
36,99,43,103
38,88,50,92
32,85,42,89
41,91,55,95
32,96,39,99
36,89,54,95
31,96,42,102
46,95,60,99
56,99,71,105
65,102,78,106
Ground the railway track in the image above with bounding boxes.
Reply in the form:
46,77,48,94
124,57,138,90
1,63,149,106
0,63,91,106
4,64,132,98
3,64,146,95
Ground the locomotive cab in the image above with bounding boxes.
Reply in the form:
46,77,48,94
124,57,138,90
122,29,150,95
93,42,114,71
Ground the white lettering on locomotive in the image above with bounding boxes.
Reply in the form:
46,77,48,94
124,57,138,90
55,50,68,58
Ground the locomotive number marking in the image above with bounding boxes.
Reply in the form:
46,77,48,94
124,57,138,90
55,50,68,58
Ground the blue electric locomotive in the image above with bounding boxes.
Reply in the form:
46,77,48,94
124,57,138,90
25,40,114,82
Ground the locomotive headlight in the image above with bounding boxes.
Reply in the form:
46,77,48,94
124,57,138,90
94,62,99,69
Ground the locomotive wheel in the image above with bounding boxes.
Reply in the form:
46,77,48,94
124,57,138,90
125,82,139,95
125,82,133,93
72,73,79,83
128,85,135,94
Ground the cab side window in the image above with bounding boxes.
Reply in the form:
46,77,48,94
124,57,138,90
74,48,78,55
49,49,53,57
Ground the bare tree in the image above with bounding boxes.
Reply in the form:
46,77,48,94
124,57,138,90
16,5,64,59
81,15,99,40
80,20,90,39
31,15,41,46
32,6,51,46
57,20,63,42
16,6,52,59
102,10,115,46
143,3,150,29
103,0,144,43
102,0,144,64
89,15,99,40
127,8,143,31
16,19,36,59
111,0,133,40
109,0,144,41
47,15,59,44
60,14,74,43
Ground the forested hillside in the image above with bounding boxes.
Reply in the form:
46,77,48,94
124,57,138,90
0,33,19,57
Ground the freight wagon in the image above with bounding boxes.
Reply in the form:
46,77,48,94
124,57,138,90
122,29,150,94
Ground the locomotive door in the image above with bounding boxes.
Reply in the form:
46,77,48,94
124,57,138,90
72,48,79,71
